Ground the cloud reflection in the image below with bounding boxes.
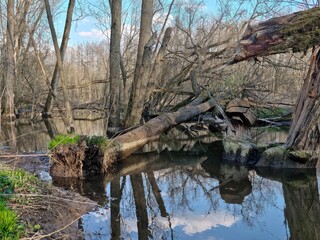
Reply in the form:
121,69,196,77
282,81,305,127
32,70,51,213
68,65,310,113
160,211,239,235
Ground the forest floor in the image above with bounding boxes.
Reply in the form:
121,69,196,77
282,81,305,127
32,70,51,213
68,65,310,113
0,155,97,239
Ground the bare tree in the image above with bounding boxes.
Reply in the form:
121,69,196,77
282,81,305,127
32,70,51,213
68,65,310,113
125,0,154,127
2,0,16,121
44,0,75,132
107,0,122,129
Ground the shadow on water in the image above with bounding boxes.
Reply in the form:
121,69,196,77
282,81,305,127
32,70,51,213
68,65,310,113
53,141,320,240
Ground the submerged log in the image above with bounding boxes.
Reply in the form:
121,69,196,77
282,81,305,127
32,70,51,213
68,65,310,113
50,96,216,177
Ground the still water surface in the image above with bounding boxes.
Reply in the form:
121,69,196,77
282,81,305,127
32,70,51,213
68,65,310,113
1,119,319,240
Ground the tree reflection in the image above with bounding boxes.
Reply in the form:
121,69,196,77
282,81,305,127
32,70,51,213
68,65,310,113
57,145,320,240
110,177,121,240
131,173,150,240
282,171,319,240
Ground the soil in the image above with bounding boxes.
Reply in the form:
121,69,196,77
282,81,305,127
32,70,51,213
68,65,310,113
0,154,98,240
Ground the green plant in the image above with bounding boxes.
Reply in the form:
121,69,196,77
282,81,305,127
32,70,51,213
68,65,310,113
48,134,81,150
0,202,21,240
0,168,42,239
86,136,110,149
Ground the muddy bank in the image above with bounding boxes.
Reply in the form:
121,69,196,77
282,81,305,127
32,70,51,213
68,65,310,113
0,155,97,239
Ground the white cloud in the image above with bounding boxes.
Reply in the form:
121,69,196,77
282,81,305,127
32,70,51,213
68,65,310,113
77,28,108,39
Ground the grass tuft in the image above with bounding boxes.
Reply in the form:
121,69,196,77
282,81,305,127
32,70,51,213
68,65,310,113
48,134,81,150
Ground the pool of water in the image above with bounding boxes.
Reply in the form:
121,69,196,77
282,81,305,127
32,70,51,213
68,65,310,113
54,143,320,240
1,119,319,239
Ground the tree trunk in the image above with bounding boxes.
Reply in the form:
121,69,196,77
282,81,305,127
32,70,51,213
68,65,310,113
286,48,320,151
44,0,75,132
125,0,154,127
108,0,122,128
2,0,16,121
43,0,75,118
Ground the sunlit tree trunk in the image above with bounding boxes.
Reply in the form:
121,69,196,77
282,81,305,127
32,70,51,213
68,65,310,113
44,0,75,132
2,0,16,121
125,0,154,127
108,0,122,128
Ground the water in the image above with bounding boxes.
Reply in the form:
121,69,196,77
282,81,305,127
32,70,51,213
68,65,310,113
55,144,320,240
1,119,319,239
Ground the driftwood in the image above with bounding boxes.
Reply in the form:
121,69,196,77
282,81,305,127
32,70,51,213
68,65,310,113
50,96,216,177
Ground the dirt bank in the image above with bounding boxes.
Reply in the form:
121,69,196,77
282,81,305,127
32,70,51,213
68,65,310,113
0,155,97,240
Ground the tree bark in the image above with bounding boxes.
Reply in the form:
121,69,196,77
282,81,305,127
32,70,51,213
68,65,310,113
233,7,320,63
108,0,122,128
125,0,154,127
286,48,320,151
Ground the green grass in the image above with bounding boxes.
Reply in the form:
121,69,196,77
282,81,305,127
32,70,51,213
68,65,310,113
256,107,292,119
0,202,20,240
0,167,42,239
48,134,81,150
86,136,110,149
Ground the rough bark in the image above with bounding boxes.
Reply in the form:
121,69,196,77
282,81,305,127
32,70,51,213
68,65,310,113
125,34,156,127
286,48,320,151
108,0,122,128
233,7,320,63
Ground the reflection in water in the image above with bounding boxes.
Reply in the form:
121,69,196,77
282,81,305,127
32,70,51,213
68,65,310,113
1,120,318,239
52,142,320,240
0,118,105,152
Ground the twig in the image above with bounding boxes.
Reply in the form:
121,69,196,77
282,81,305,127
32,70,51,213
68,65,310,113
21,215,83,240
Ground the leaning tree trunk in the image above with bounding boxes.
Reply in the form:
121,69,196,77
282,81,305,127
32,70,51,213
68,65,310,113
233,7,320,153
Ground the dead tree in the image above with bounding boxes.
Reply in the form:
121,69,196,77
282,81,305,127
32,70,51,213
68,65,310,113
233,7,320,153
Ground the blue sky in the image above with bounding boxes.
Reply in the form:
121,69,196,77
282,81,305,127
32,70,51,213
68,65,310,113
59,0,220,46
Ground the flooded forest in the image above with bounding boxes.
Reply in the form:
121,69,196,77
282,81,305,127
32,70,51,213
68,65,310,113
1,0,320,239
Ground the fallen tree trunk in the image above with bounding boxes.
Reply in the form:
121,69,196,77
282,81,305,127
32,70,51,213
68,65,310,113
232,7,320,156
233,7,320,63
50,96,216,177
